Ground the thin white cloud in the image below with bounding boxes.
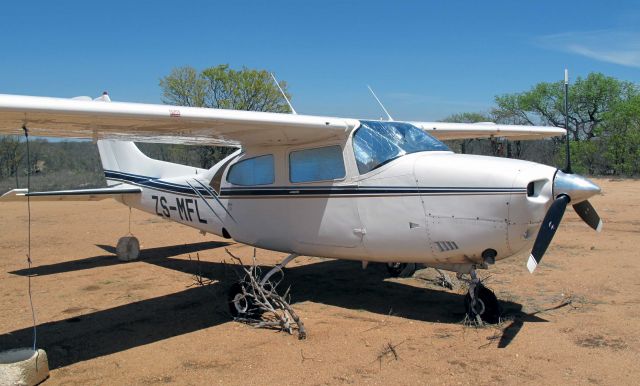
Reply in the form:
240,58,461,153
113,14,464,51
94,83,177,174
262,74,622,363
535,30,640,68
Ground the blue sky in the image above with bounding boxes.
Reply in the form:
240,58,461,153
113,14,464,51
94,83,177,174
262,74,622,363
0,1,638,121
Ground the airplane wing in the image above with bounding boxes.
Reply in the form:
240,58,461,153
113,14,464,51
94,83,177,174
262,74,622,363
0,186,142,202
410,121,566,140
0,94,359,147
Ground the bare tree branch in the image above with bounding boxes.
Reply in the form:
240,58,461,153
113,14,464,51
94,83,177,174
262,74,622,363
225,248,306,339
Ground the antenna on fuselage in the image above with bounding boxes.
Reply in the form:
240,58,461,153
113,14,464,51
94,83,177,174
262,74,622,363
367,85,393,121
270,72,297,115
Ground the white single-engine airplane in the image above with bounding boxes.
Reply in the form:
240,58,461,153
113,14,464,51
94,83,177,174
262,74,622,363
0,92,602,323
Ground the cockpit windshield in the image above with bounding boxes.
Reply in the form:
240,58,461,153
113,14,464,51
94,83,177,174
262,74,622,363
353,120,450,174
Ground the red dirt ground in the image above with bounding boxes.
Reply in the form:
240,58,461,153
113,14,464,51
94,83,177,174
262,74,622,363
1,178,638,385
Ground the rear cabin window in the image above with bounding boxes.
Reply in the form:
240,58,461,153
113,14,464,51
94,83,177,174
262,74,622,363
289,145,345,183
227,154,274,186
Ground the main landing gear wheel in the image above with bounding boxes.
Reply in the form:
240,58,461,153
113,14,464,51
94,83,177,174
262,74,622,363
228,282,253,318
228,281,267,318
116,236,140,262
386,262,416,277
464,283,502,324
227,253,299,318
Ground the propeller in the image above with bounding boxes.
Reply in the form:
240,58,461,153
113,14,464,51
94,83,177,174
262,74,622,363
527,195,569,273
527,172,603,273
573,200,603,232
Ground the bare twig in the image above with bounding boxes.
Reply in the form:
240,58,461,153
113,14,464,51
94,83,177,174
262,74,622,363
375,340,404,369
186,253,215,288
226,248,306,339
461,313,487,328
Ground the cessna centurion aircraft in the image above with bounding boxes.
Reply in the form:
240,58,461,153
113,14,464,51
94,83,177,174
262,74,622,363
0,92,602,323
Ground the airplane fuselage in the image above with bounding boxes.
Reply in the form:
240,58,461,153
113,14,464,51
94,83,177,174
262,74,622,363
107,128,558,271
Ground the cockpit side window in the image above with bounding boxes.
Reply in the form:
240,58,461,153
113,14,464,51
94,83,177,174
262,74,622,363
226,154,274,186
353,120,449,174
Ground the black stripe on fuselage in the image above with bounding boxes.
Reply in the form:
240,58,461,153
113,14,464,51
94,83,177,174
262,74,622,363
219,188,525,198
104,170,526,198
105,170,211,197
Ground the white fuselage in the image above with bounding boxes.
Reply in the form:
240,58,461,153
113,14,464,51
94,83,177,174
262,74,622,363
107,128,558,269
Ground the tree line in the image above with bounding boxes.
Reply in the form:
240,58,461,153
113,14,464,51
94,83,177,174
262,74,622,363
1,67,638,194
445,73,640,175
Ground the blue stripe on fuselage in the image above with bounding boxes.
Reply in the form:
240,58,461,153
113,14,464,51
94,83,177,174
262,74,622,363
104,170,526,198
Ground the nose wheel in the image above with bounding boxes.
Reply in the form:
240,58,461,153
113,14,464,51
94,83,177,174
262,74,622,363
386,262,416,277
464,269,502,324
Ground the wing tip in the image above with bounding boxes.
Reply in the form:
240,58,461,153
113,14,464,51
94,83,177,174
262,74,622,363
0,189,28,201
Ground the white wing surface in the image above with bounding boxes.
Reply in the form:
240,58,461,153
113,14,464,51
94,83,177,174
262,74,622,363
0,94,358,147
410,121,565,140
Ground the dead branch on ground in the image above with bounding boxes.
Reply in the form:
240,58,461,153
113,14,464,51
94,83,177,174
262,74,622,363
226,248,307,339
187,253,216,287
375,340,404,369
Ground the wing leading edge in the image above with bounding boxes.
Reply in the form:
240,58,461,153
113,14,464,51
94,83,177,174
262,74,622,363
410,121,566,140
0,94,358,147
0,93,563,145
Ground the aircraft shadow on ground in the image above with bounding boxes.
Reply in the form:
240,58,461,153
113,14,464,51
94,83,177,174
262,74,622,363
8,241,231,277
0,285,229,369
2,242,545,369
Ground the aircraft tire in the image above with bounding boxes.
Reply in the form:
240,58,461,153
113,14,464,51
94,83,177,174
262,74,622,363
228,282,255,318
386,262,416,277
464,284,502,324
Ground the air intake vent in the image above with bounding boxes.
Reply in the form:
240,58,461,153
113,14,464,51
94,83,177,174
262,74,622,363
527,179,548,198
434,241,459,252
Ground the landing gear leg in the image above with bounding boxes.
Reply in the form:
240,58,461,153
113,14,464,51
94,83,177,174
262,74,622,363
463,267,501,324
228,253,299,317
434,268,454,289
259,253,298,287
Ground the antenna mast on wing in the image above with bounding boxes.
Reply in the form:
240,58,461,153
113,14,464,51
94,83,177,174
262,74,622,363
367,85,393,121
270,73,297,115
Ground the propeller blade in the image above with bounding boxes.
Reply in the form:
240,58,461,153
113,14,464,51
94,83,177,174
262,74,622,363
573,200,603,232
527,194,570,273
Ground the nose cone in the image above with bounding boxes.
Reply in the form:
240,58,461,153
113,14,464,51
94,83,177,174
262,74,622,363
553,171,601,203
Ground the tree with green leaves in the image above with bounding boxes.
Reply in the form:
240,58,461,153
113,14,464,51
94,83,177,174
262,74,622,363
491,72,639,174
0,136,24,187
158,65,294,168
492,72,638,141
600,94,640,175
160,64,292,112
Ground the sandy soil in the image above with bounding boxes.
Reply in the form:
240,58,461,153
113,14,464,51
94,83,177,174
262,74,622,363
0,178,638,385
